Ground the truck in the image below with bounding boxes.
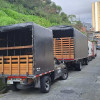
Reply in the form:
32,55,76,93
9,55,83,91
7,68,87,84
92,41,97,58
49,25,88,71
0,23,68,93
88,41,93,61
88,41,97,61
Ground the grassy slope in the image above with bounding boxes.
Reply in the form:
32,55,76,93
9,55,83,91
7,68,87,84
0,9,59,27
0,79,6,91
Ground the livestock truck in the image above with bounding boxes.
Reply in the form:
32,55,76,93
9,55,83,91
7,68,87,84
49,25,88,71
0,23,68,93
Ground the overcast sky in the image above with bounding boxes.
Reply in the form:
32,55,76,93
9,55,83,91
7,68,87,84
51,0,100,24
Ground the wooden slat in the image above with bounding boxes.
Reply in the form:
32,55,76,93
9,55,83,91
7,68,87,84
2,56,3,74
4,57,10,59
0,55,33,75
12,56,19,58
0,45,32,51
61,38,63,58
28,59,33,62
18,56,20,75
28,55,33,57
10,56,12,75
11,60,18,63
69,38,71,58
26,56,29,74
20,59,26,62
53,37,74,59
3,60,10,62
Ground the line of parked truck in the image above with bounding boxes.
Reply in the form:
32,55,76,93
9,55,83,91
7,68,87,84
0,22,97,93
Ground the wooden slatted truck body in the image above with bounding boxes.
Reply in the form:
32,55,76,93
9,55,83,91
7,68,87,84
0,23,68,93
49,26,88,71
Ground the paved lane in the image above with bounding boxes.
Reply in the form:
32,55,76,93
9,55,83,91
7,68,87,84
0,51,100,100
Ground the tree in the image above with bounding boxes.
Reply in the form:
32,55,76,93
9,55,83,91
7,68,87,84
56,6,62,14
46,0,51,4
3,0,72,25
60,12,69,22
68,15,76,23
74,21,83,31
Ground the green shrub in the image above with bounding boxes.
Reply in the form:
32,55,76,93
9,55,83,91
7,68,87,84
0,79,6,91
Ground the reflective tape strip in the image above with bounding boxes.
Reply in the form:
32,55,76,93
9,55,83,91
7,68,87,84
47,72,49,74
35,70,54,78
58,59,75,60
7,70,54,79
36,75,40,78
39,74,42,76
8,76,27,79
42,73,45,75
51,70,54,72
49,71,51,73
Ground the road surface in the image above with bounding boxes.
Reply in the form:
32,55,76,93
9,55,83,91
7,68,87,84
0,51,100,100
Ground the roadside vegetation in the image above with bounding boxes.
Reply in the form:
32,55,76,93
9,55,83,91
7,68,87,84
0,0,83,28
0,0,71,27
0,8,54,27
0,79,7,93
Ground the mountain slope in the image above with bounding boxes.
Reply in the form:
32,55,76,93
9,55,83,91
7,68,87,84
0,8,59,27
0,0,71,26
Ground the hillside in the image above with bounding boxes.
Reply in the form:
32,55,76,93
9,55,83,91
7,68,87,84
0,0,71,27
0,8,56,27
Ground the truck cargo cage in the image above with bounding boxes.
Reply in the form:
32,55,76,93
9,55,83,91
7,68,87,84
49,25,88,61
0,23,54,77
53,37,74,59
0,26,33,56
0,24,33,76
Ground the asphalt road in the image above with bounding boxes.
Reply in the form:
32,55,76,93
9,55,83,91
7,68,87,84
0,51,100,100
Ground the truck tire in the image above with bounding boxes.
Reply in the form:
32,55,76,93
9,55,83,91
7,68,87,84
75,62,82,71
40,76,51,93
84,59,88,65
9,84,20,91
61,68,68,80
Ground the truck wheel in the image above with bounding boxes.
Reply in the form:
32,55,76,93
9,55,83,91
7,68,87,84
61,68,68,80
9,84,20,91
75,62,82,71
90,57,92,61
40,76,51,93
93,56,95,59
85,59,88,65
